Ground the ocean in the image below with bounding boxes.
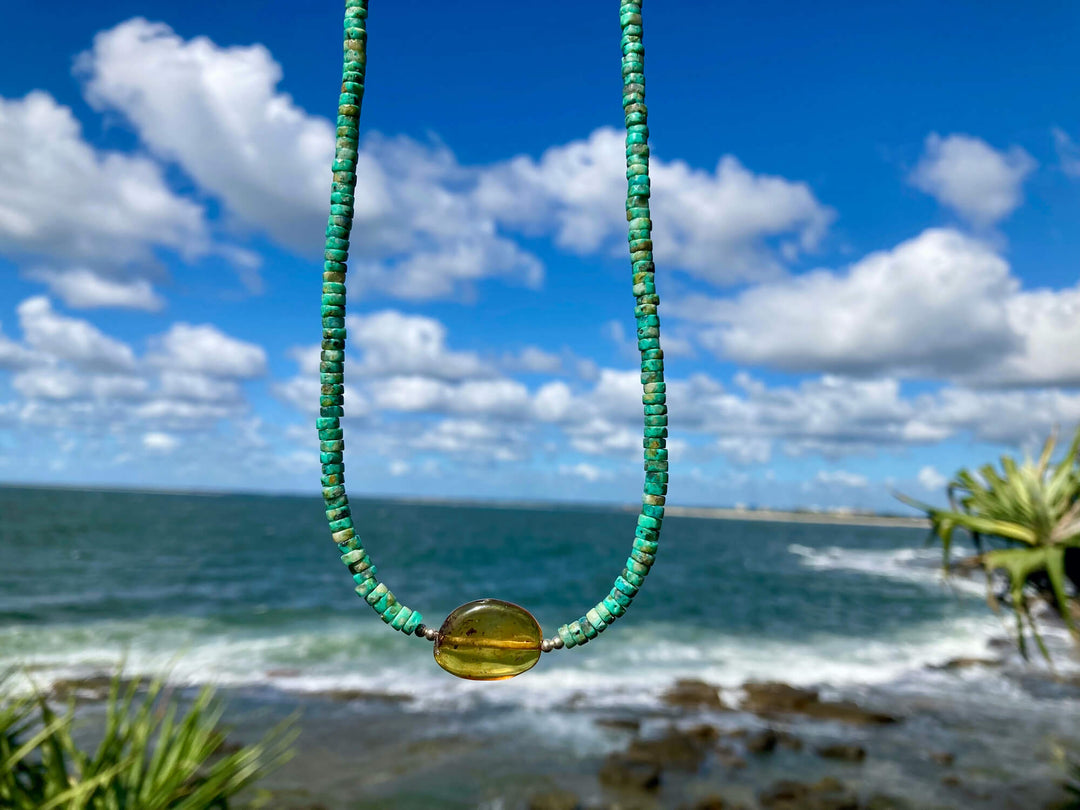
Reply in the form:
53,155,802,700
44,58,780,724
2,485,1078,809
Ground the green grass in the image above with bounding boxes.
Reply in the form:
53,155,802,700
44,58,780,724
0,671,296,809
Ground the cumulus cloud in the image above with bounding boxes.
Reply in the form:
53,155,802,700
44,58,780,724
143,431,179,452
909,133,1036,227
148,323,267,379
79,21,833,299
17,296,136,373
690,229,1019,378
345,311,491,381
0,91,207,266
27,268,165,311
77,19,541,300
476,127,833,285
678,228,1080,388
917,465,948,491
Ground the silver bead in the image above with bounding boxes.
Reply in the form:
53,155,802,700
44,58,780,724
423,627,438,641
540,639,554,653
552,636,564,649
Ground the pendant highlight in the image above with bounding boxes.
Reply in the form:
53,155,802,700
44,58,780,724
433,598,542,680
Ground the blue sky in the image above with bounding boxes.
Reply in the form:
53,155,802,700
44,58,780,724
2,1,1079,511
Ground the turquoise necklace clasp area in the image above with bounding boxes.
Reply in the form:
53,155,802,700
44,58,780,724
317,0,668,681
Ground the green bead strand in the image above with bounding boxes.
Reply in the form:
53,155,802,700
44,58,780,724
320,0,665,655
317,0,422,636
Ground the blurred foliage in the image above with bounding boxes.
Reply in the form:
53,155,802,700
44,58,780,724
0,670,295,809
897,425,1080,661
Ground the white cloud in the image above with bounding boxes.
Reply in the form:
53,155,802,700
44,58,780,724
909,133,1036,227
692,229,1019,377
345,311,490,380
503,346,563,374
0,91,207,266
814,470,869,488
558,462,611,482
992,284,1080,386
142,431,179,452
78,20,542,300
476,127,833,285
917,465,948,492
28,268,165,311
17,296,136,373
1052,127,1080,178
148,323,267,379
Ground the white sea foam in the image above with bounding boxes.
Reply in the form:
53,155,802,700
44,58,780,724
0,609,1018,710
787,542,988,597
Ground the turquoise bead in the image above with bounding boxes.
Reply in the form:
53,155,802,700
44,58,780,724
579,618,598,639
355,577,378,598
403,611,423,634
622,569,645,587
595,602,614,624
585,608,607,632
604,596,627,617
558,625,577,648
391,606,412,630
381,603,401,624
569,623,588,645
615,576,639,596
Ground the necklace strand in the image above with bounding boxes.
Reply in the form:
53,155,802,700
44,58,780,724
317,0,667,656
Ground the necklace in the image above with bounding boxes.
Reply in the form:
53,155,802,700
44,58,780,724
318,0,667,681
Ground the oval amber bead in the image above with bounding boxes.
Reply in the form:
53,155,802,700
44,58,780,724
433,598,542,680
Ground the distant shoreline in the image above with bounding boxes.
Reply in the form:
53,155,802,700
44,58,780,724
661,505,929,529
0,482,929,528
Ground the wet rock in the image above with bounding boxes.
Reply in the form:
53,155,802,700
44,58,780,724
776,730,803,750
662,678,728,709
679,796,730,809
528,789,583,810
50,675,133,702
746,728,779,754
321,688,412,703
622,726,711,771
816,743,866,762
741,681,897,725
598,754,661,792
930,751,955,766
595,717,642,733
758,776,858,810
864,795,913,810
928,656,1000,670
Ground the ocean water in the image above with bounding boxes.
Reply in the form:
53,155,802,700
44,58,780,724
2,485,1078,808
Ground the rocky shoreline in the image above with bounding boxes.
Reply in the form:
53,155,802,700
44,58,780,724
35,655,1080,810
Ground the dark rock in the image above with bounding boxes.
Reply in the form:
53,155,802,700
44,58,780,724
741,681,897,725
50,675,135,702
322,688,412,703
746,728,779,754
864,795,913,810
775,730,803,750
595,717,642,733
816,743,866,762
598,754,661,792
930,751,955,766
684,724,721,745
928,656,1000,670
662,678,728,709
528,789,583,810
759,776,858,810
681,796,729,809
622,727,710,771
941,775,961,787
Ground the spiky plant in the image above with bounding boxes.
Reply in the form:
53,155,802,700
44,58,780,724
896,425,1080,662
0,671,296,809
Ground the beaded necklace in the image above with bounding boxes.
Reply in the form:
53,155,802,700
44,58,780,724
317,0,667,681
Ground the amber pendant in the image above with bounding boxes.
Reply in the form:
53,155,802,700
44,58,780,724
433,598,543,680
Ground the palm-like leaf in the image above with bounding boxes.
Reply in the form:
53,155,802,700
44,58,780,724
0,670,296,808
895,425,1080,662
